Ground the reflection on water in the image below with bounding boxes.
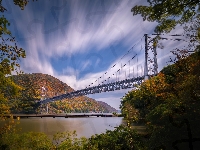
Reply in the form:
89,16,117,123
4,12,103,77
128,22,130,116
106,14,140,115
15,116,123,138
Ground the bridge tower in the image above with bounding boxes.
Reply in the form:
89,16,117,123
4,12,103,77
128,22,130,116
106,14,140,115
144,34,158,79
40,85,49,114
153,38,158,75
144,34,149,80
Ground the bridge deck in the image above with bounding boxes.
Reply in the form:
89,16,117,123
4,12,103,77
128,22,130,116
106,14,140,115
4,114,115,119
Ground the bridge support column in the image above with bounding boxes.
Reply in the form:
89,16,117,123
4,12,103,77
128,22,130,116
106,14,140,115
144,34,149,80
46,104,49,114
153,38,158,75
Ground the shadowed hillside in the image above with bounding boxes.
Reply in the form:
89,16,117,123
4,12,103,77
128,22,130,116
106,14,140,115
97,101,118,113
9,73,117,114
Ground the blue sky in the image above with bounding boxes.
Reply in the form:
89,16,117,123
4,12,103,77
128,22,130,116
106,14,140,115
3,0,189,109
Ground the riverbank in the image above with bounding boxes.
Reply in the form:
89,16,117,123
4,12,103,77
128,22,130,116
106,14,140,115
3,113,118,119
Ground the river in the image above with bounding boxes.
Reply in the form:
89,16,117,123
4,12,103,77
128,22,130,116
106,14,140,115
12,114,123,139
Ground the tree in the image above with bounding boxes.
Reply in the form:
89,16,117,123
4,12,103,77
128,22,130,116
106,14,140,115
0,1,27,74
131,0,200,33
0,0,35,115
0,1,32,148
1,132,53,149
88,125,146,150
120,92,140,124
0,0,29,113
0,0,41,114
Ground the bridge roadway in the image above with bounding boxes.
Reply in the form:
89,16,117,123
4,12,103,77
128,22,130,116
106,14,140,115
38,76,144,104
4,113,115,119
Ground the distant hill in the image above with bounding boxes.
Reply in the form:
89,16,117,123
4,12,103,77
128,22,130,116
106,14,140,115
97,101,118,113
9,73,116,114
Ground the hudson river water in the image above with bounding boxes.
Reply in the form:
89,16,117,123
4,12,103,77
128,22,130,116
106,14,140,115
14,114,123,138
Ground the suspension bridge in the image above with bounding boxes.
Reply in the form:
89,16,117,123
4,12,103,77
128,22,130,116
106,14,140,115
37,33,191,107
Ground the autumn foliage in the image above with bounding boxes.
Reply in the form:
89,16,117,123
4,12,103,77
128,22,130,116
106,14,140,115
121,51,200,149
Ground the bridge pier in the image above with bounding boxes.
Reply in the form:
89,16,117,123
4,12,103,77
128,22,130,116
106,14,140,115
46,104,49,114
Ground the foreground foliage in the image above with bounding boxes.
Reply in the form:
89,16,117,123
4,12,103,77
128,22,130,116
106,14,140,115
0,125,146,150
0,0,30,147
121,51,200,149
132,0,200,34
88,125,146,150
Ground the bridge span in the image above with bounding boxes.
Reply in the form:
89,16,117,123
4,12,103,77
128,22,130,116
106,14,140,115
38,76,144,104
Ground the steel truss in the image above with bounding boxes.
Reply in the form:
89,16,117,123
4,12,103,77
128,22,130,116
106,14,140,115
39,76,144,104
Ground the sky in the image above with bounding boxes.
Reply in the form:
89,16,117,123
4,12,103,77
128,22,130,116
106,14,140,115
2,0,190,109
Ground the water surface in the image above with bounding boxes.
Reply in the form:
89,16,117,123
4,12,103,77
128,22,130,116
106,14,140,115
15,115,123,138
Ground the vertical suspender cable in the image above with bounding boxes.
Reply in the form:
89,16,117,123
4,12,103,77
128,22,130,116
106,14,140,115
141,66,143,77
118,70,120,81
121,63,122,81
137,56,138,77
129,60,130,79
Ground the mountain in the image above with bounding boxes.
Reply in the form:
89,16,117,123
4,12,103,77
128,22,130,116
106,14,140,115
97,101,118,113
9,73,116,114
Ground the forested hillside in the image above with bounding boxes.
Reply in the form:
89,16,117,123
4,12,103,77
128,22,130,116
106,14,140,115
97,101,118,113
121,51,200,149
9,73,117,114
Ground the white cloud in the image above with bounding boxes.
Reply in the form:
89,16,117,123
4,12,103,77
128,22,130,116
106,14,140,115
56,74,77,89
62,66,79,76
81,60,91,71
